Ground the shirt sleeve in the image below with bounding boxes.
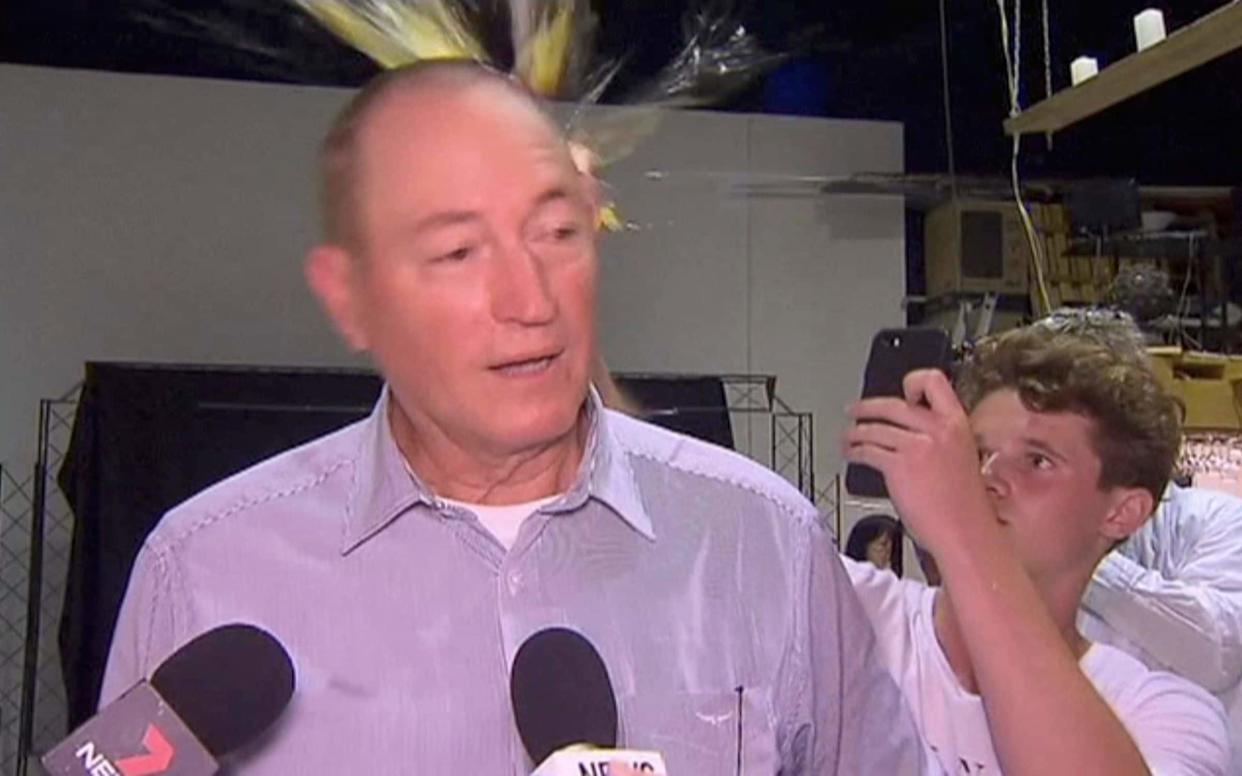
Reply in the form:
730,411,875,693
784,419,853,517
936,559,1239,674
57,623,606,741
1083,490,1242,693
98,541,181,708
839,555,914,669
783,518,927,775
1115,668,1231,776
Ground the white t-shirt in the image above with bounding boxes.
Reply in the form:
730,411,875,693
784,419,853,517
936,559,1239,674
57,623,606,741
441,496,558,549
843,557,1230,776
1081,484,1242,775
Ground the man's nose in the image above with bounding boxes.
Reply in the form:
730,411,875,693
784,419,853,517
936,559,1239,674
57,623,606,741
490,240,556,325
980,452,1010,499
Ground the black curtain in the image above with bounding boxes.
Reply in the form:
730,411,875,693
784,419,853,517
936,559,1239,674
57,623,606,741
56,363,382,726
615,375,734,450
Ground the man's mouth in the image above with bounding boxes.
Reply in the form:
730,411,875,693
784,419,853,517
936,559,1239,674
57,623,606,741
491,352,560,376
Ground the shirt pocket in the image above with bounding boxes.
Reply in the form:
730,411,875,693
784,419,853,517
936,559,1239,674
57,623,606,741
620,685,779,775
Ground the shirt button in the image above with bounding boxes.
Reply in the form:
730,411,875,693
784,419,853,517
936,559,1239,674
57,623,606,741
507,570,523,595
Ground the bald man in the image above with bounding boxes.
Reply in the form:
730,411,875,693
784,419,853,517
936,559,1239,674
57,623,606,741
101,62,924,774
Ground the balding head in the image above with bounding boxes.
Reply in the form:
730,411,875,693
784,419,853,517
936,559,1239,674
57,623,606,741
319,60,568,249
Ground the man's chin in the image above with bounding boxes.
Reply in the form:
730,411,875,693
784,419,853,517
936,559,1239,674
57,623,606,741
493,405,587,452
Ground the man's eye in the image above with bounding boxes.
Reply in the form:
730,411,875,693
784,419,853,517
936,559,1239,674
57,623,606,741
1030,454,1052,470
542,223,580,242
435,245,473,263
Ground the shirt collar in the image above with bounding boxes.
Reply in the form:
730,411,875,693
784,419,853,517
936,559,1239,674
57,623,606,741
341,385,654,555
560,386,655,542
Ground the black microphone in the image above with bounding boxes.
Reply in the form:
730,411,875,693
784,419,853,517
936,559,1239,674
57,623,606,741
510,627,665,774
41,624,295,776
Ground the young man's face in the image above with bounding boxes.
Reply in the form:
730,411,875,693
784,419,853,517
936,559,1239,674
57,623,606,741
969,388,1122,583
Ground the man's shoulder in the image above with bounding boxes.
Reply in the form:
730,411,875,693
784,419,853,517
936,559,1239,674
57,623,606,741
1084,642,1230,768
144,418,365,554
1084,641,1153,685
842,557,928,617
843,557,933,670
1128,484,1242,568
1153,485,1242,536
605,409,818,526
1086,642,1223,712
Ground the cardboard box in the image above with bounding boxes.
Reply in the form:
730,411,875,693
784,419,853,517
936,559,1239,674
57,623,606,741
925,201,1032,297
1146,346,1179,388
1148,348,1242,430
1174,378,1241,429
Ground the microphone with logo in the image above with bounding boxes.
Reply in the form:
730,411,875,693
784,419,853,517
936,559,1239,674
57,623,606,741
41,623,295,776
510,627,667,775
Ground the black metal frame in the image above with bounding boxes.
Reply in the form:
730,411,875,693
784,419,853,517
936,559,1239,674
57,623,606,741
13,394,78,776
612,372,816,503
16,401,52,776
721,374,816,501
0,463,4,767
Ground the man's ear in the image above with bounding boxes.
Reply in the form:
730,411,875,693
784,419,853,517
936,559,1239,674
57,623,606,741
305,244,369,351
1100,486,1156,543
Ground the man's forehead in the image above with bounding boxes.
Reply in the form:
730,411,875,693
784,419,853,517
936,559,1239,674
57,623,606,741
347,80,584,239
363,78,564,154
971,390,1098,447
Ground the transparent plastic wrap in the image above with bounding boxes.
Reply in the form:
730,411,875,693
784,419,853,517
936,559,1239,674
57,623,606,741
284,0,620,101
509,0,617,101
125,0,345,83
290,0,489,66
125,0,787,230
621,1,787,108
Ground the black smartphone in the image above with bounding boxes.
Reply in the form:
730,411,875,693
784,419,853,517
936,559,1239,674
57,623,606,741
845,327,953,499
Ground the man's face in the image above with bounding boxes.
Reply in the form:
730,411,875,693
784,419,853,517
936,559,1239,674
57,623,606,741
969,389,1120,582
345,84,598,456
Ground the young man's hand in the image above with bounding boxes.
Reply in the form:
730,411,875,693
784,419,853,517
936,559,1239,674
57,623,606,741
845,368,995,559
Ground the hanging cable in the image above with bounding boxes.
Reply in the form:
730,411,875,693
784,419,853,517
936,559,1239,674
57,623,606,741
995,0,1052,314
995,0,1016,103
1013,0,1023,104
1042,0,1053,149
938,0,958,201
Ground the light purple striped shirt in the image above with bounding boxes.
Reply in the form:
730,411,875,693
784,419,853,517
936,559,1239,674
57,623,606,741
101,389,925,774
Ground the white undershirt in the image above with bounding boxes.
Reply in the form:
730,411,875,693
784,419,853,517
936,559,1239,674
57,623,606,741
441,496,559,550
398,457,559,550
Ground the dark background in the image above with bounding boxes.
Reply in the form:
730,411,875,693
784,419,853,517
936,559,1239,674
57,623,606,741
2,0,1239,184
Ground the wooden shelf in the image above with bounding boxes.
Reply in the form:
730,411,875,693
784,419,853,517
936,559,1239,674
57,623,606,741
1004,1,1242,136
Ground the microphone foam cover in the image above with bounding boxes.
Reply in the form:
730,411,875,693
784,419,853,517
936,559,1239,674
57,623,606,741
510,627,618,764
150,623,295,757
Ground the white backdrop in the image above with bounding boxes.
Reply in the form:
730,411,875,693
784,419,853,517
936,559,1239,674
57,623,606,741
0,63,906,510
